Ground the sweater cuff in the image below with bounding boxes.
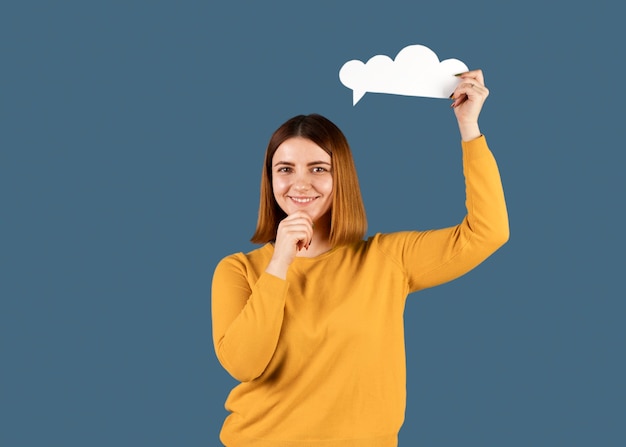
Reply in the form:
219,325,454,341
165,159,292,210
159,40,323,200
461,134,491,160
255,271,290,299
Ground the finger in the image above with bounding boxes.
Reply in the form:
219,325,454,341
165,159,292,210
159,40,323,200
283,210,314,227
278,218,313,251
450,94,467,108
449,82,489,107
296,235,307,251
455,68,485,86
282,214,314,232
278,227,310,252
299,229,314,251
451,80,488,96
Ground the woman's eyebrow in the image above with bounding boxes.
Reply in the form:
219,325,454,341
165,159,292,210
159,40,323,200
273,161,294,167
273,160,331,167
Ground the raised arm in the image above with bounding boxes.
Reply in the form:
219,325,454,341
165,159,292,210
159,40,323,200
380,69,509,291
379,135,509,292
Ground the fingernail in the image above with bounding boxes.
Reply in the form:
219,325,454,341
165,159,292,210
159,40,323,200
454,72,465,77
449,93,454,99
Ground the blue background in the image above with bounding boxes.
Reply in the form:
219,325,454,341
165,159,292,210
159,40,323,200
2,1,624,446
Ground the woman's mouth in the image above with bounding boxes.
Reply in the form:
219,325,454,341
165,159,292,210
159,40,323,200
289,196,318,204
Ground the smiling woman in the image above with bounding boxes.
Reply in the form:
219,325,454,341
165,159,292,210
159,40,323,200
251,114,367,252
210,70,509,447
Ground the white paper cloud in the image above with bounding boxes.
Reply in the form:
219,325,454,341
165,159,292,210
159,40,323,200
339,44,469,105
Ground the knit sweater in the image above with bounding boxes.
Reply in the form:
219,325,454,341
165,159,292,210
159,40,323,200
211,136,509,447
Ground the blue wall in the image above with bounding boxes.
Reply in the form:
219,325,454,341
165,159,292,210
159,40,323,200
2,1,624,446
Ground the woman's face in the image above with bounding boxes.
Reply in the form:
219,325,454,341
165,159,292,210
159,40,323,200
271,137,333,223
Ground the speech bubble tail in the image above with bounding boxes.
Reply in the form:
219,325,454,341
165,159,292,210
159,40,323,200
352,90,365,106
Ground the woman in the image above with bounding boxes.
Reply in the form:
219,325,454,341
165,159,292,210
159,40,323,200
211,69,509,447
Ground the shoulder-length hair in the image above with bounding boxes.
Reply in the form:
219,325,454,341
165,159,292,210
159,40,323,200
251,114,367,246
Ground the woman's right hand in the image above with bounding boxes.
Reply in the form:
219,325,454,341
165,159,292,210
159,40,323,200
265,211,313,279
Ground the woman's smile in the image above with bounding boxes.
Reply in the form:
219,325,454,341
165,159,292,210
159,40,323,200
288,195,319,204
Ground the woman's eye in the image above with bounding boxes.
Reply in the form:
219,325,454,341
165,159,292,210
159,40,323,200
277,167,292,173
312,167,328,173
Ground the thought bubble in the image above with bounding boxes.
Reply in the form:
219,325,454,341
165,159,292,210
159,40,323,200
339,44,469,105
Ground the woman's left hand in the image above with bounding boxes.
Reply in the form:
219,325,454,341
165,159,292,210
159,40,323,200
450,69,489,141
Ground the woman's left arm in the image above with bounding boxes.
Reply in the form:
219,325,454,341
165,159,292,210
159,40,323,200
381,69,509,292
387,135,509,292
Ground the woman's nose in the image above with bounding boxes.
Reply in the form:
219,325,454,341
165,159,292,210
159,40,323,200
293,173,311,190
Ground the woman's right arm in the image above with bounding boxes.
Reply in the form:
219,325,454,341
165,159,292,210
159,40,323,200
211,256,288,382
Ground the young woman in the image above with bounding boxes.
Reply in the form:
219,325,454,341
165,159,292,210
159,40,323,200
211,69,509,447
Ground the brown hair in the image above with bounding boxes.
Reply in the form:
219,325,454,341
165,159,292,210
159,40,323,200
251,114,367,246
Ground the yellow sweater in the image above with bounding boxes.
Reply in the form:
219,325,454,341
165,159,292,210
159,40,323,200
211,136,509,447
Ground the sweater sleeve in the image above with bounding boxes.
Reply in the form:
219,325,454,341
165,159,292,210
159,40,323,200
211,255,288,382
379,135,509,292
